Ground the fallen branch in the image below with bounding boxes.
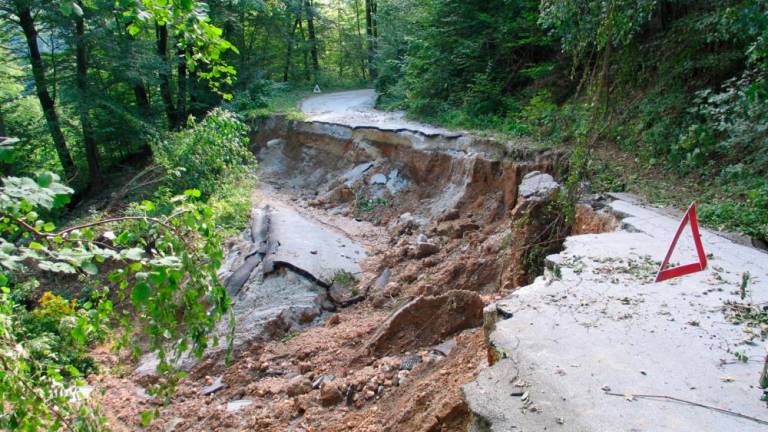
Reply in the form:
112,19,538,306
604,391,768,426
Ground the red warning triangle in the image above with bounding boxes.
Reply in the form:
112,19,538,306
655,202,708,283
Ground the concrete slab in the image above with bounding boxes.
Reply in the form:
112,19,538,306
300,89,462,137
466,199,768,431
264,200,365,285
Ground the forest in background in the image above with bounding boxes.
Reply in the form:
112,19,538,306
1,0,767,430
374,0,768,243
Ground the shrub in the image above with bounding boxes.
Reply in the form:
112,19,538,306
152,108,255,197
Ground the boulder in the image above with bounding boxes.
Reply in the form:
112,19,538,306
286,375,312,397
319,381,344,406
366,290,484,356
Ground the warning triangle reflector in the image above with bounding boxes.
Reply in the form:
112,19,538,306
655,202,708,283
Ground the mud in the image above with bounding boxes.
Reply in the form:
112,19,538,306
94,109,620,432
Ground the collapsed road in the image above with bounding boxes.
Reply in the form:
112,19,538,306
98,90,768,432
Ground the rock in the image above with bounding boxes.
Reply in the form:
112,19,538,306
369,173,388,185
266,138,285,148
325,314,341,327
164,417,183,432
312,374,336,389
388,212,428,236
396,370,410,386
366,290,485,356
411,241,440,259
286,375,312,397
436,220,480,239
386,168,409,194
373,268,391,290
432,338,457,356
201,376,226,396
341,162,374,186
225,399,253,412
438,209,460,222
400,354,421,371
518,171,560,201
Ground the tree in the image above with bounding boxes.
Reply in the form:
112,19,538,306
5,0,77,181
68,0,103,187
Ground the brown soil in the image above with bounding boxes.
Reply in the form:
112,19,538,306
90,120,619,432
93,303,484,432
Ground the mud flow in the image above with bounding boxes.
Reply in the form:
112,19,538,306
95,116,618,432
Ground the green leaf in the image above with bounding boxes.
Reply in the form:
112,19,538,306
42,222,56,233
81,262,98,275
127,23,141,36
37,172,53,188
140,410,154,427
184,189,202,198
131,282,150,304
29,241,45,251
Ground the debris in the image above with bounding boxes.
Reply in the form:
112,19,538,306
400,354,421,371
201,377,226,396
312,374,336,389
286,375,312,396
225,399,253,412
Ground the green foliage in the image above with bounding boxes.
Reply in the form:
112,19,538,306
152,109,255,197
376,0,768,243
0,167,231,429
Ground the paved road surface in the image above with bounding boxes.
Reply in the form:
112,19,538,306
300,89,461,137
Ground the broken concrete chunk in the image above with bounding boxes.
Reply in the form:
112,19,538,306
225,399,253,412
369,173,388,185
312,374,336,389
201,376,226,395
518,171,561,201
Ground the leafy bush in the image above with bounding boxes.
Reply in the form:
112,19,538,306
0,170,231,429
152,108,255,197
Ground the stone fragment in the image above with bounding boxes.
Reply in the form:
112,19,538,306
366,290,484,356
286,375,312,397
225,399,253,412
312,374,336,389
369,173,388,185
201,376,226,396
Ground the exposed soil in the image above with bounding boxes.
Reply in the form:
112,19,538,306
91,112,617,431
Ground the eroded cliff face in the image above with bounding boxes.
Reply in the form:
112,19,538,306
97,115,620,432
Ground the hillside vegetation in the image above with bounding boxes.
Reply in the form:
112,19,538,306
374,0,768,243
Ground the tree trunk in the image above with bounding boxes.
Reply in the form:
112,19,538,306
156,23,178,130
176,45,187,127
298,15,311,81
16,5,77,180
354,0,367,80
133,83,151,115
283,17,300,82
304,0,320,76
337,4,344,78
365,0,376,79
74,7,102,187
0,109,6,137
